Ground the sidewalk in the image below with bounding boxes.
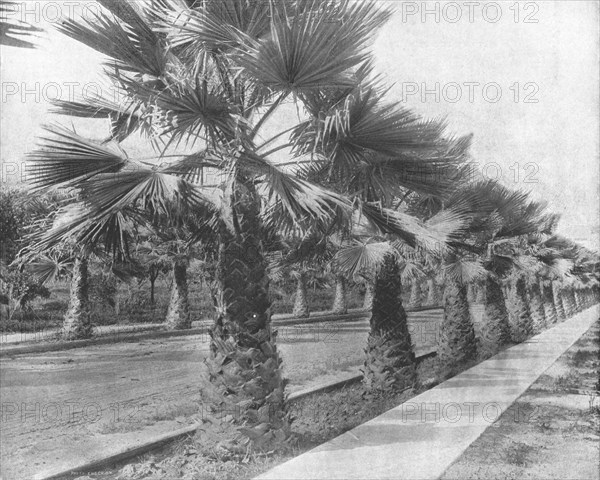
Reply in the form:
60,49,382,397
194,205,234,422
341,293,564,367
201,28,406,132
257,305,599,480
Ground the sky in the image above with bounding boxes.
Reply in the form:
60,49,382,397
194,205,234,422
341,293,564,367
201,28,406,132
1,0,599,249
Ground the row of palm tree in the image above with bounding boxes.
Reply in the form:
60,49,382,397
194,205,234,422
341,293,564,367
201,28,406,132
13,0,599,453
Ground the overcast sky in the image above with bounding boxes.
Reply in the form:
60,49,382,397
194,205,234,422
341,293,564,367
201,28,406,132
1,1,598,248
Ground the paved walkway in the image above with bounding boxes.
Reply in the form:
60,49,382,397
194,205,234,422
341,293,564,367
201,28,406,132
258,305,599,480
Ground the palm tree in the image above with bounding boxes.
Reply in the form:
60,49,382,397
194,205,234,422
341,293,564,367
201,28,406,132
424,276,441,306
437,253,480,374
165,255,191,329
334,208,468,390
331,272,349,314
61,254,94,339
25,0,474,449
408,279,424,309
362,252,416,393
540,278,558,325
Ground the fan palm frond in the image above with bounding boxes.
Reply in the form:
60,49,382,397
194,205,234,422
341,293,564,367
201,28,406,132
443,255,486,285
232,0,391,93
26,125,128,189
56,4,165,77
50,94,142,142
155,0,271,54
333,240,391,278
27,254,72,284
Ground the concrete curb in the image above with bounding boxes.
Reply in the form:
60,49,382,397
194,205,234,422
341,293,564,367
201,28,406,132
37,424,200,480
287,349,438,404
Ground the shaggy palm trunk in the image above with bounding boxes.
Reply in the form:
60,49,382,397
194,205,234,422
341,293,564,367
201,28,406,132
552,281,566,321
528,281,547,334
207,177,288,452
508,274,533,342
573,288,583,313
467,283,476,303
438,277,477,375
62,256,93,340
332,275,348,314
561,286,576,317
475,282,485,303
541,281,558,325
480,273,511,357
425,278,440,306
292,272,309,318
363,280,374,310
408,280,422,309
165,259,191,330
363,253,416,393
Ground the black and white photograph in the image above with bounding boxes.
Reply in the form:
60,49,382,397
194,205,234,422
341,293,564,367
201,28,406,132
1,1,599,479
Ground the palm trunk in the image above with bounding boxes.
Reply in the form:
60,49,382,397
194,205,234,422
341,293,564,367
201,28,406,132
363,280,374,310
425,278,439,306
331,275,348,314
528,281,546,334
165,259,191,330
541,280,558,325
438,277,477,375
480,273,511,357
573,288,582,313
62,256,93,340
363,253,416,393
475,282,485,303
552,281,566,321
467,283,476,303
207,176,288,452
408,280,422,309
507,274,533,342
292,272,309,318
150,277,156,305
561,286,576,317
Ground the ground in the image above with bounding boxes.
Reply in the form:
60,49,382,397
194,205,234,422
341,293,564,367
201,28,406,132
440,319,600,480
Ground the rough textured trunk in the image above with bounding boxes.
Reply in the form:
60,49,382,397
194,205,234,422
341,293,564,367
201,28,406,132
573,288,582,313
363,253,416,393
62,256,93,340
165,259,191,330
561,286,576,318
552,281,566,321
408,280,422,309
475,282,485,303
507,274,533,342
331,275,348,314
150,277,156,305
480,273,511,358
207,176,288,452
292,272,309,318
425,278,439,306
438,277,477,375
528,281,547,334
363,280,374,310
467,283,476,303
541,280,558,325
